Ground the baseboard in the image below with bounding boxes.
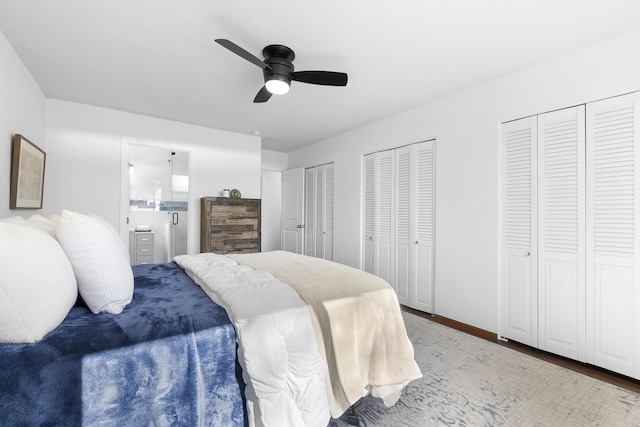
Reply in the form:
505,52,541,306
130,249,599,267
401,305,498,342
431,314,498,342
401,305,640,394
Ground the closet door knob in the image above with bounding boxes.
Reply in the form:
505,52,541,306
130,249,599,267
524,251,531,256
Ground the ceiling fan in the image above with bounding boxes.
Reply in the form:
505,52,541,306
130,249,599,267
215,39,348,103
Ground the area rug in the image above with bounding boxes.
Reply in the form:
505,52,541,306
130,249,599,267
329,312,640,426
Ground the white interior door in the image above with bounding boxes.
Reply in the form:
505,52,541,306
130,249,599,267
314,167,325,257
395,146,411,305
305,164,334,260
323,164,334,261
305,168,315,255
586,92,640,377
537,105,586,361
500,91,640,379
366,142,435,313
500,116,538,347
363,155,375,273
281,167,305,253
375,151,394,285
413,140,436,313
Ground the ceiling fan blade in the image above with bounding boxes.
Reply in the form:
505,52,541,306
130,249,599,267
215,39,271,70
253,86,272,103
292,71,348,86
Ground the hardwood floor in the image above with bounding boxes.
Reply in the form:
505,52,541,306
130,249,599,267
402,306,640,395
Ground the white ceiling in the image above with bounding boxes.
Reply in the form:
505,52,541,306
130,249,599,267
1,1,639,153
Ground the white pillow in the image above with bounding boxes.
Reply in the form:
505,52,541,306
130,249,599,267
0,223,77,343
26,214,58,237
0,216,25,224
56,210,134,314
0,214,57,237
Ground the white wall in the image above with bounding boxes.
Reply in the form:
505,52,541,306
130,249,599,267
1,21,265,256
0,30,46,219
288,29,640,333
44,99,261,255
261,149,288,252
261,149,288,171
261,170,282,252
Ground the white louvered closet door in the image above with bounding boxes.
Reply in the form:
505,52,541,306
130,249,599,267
395,146,412,305
305,164,334,260
375,151,394,284
413,140,436,313
393,141,437,311
314,166,325,257
537,106,586,361
586,92,640,378
324,164,334,260
363,155,375,273
501,116,538,347
305,168,315,256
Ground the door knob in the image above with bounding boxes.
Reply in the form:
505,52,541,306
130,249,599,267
524,251,531,256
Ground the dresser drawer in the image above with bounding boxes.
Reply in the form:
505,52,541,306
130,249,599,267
136,233,154,245
136,255,153,265
136,246,153,256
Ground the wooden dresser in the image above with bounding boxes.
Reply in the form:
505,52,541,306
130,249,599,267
200,197,261,254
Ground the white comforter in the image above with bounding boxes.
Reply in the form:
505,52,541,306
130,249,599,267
175,251,422,427
174,253,329,427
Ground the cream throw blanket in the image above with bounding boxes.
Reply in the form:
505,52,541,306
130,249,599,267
229,251,422,416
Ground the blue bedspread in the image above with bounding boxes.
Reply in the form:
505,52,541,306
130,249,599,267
0,262,246,426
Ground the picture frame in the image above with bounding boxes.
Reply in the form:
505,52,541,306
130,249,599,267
10,134,46,209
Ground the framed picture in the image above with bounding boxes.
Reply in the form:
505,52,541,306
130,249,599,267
10,134,46,209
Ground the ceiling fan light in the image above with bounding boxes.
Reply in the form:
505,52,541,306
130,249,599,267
265,78,290,95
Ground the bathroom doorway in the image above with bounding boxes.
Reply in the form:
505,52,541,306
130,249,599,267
125,144,189,264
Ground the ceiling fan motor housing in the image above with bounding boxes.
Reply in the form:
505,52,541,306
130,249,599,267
262,45,295,86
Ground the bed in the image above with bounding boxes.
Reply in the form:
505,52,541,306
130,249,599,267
0,212,421,427
0,261,246,426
